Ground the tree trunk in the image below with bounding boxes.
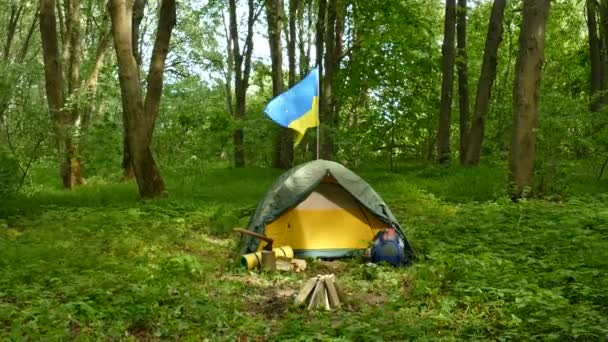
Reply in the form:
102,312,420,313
267,0,294,169
437,0,456,164
587,0,604,112
320,0,338,160
110,0,175,198
288,0,298,87
121,0,147,180
313,0,326,157
464,0,506,165
599,0,608,89
297,0,310,77
40,0,84,189
82,28,111,129
229,0,257,168
456,0,469,164
4,5,24,60
18,9,40,62
509,0,550,199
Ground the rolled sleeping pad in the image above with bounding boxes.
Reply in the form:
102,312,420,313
240,246,294,269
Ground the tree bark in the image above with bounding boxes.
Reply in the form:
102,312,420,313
40,0,84,189
456,0,469,164
4,4,24,60
320,0,339,160
82,27,112,129
132,0,147,67
288,0,298,87
18,9,40,62
267,0,294,169
437,0,456,164
229,0,258,167
313,0,326,157
464,0,506,165
509,0,550,199
109,0,175,198
297,0,310,77
121,0,147,180
587,0,604,112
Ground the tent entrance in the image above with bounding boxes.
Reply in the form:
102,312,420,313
258,181,389,256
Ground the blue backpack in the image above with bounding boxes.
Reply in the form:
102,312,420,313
371,227,406,266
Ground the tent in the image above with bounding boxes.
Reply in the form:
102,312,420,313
240,159,415,262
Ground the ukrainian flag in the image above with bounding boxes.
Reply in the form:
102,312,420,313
264,67,319,146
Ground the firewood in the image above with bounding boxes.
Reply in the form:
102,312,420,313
307,279,327,310
324,276,341,309
295,274,345,310
294,277,318,306
328,274,346,302
261,250,276,271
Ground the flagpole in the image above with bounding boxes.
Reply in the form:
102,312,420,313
316,66,320,160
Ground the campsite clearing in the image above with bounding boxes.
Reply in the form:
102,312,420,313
1,165,608,340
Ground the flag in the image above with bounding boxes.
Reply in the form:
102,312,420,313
263,67,319,146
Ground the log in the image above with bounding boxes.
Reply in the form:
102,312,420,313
294,277,318,306
295,274,345,310
328,274,346,302
261,250,276,271
307,279,326,310
324,276,341,309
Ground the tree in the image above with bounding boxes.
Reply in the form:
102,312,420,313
297,0,312,78
40,0,85,188
456,0,469,164
509,0,551,199
587,0,604,112
267,0,294,169
228,0,261,168
109,0,176,198
437,0,456,164
464,0,506,165
121,0,147,179
319,0,345,160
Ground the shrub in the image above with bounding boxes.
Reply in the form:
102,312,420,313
0,149,21,197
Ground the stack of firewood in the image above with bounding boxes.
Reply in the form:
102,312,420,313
294,274,346,310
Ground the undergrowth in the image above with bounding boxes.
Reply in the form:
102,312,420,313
1,163,607,340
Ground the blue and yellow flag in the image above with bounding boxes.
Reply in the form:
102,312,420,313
264,67,319,146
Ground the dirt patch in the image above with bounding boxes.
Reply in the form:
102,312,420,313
250,288,297,319
309,260,348,275
128,322,157,342
70,321,81,337
402,274,415,298
343,291,387,312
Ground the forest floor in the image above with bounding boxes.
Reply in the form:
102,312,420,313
1,162,608,340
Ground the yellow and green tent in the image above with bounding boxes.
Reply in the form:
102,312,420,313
240,160,415,261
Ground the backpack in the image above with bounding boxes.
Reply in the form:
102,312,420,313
371,227,406,266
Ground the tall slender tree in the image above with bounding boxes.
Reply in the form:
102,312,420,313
456,0,469,164
267,0,294,169
228,0,260,167
437,0,456,164
314,0,326,157
509,0,551,199
40,0,85,188
109,0,176,198
587,0,605,112
121,0,147,179
464,0,506,165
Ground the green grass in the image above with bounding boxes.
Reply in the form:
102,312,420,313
1,163,608,340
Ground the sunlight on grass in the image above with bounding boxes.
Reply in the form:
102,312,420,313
1,164,608,339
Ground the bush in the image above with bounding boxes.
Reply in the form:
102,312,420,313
0,149,21,197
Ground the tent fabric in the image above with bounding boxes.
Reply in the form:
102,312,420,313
262,183,389,256
240,159,415,261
